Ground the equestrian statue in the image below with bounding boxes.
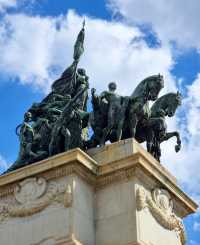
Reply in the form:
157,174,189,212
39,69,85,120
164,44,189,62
5,21,182,173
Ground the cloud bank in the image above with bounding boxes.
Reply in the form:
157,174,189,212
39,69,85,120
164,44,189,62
0,0,16,12
108,0,200,50
0,154,8,172
0,10,175,94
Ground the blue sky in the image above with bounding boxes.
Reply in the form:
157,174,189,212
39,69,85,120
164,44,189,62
0,0,200,244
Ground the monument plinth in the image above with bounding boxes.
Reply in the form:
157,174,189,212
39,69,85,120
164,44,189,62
0,139,197,245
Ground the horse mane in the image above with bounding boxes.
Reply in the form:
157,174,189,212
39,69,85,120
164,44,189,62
154,92,178,103
151,92,180,114
131,75,161,98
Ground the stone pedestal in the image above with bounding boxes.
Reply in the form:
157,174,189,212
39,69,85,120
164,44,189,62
0,139,198,245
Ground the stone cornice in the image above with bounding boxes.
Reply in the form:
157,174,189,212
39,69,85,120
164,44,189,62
0,148,97,193
136,154,198,216
0,140,198,218
95,151,197,216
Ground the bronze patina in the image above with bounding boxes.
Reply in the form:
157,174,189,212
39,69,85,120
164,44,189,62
5,21,182,173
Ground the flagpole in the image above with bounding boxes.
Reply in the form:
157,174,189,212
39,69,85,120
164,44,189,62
73,19,86,90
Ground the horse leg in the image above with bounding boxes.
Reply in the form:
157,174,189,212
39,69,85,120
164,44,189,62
63,128,71,151
160,131,181,152
115,116,125,141
154,140,161,162
145,119,162,161
100,125,112,146
129,114,138,138
100,106,116,146
49,126,60,156
145,118,157,154
145,125,154,154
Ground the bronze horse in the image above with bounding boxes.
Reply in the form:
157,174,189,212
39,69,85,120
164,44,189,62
134,92,182,161
87,74,164,148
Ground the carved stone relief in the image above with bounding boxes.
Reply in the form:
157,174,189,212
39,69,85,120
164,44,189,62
0,177,73,222
15,178,47,204
136,186,186,245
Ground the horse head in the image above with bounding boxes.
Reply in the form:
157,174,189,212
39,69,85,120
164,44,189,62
151,91,182,118
146,74,164,101
131,74,164,102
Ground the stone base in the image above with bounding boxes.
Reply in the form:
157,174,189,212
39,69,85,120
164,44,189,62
0,139,198,245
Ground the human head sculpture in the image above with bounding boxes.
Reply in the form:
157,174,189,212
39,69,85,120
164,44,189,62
77,68,86,76
24,112,32,122
108,82,117,92
147,74,164,101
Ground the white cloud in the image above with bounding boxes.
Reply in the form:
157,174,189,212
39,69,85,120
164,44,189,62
159,75,200,215
108,0,200,50
0,13,60,91
0,154,8,172
186,74,200,136
0,0,16,12
0,0,36,12
0,10,176,94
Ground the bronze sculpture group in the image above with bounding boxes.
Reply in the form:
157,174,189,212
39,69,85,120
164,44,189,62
6,22,182,173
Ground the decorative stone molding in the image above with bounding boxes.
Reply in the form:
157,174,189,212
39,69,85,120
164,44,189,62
60,234,83,245
0,164,95,198
31,234,83,245
136,186,186,245
0,177,73,222
127,241,153,245
31,237,56,245
96,166,136,190
15,177,47,204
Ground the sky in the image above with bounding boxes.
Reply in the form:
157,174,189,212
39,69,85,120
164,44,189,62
0,0,199,244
